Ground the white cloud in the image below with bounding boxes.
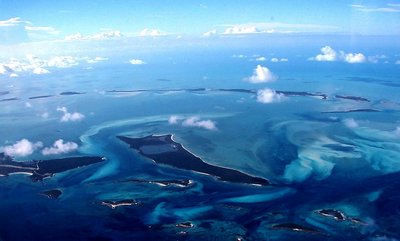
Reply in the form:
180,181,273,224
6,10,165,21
9,73,18,77
203,29,217,37
232,54,247,58
395,60,400,65
344,53,366,63
139,28,163,36
256,88,284,104
271,57,289,62
42,139,78,155
86,56,108,64
41,112,49,119
245,65,277,83
47,56,79,68
1,139,43,157
182,116,217,130
168,115,181,124
65,30,122,41
223,25,261,34
343,118,359,128
368,54,387,64
57,106,85,122
129,59,146,65
351,4,400,12
256,56,267,61
0,17,28,27
24,25,59,35
314,46,337,61
311,46,368,64
25,102,32,108
33,67,50,74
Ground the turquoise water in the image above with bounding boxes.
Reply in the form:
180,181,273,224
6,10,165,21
1,36,400,240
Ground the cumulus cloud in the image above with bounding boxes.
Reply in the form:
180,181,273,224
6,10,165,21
47,56,79,68
311,46,367,64
223,25,261,34
168,115,217,130
139,28,163,36
343,53,366,63
203,29,217,37
42,139,78,155
245,65,277,83
168,115,181,124
57,107,85,122
0,55,84,76
182,117,217,130
33,67,50,74
256,88,284,104
1,139,43,157
65,30,123,41
313,46,338,61
271,57,289,62
129,59,146,65
343,118,359,128
256,56,266,61
86,57,108,64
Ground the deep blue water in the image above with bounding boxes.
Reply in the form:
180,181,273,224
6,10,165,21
1,37,400,240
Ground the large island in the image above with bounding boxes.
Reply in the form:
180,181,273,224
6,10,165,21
117,134,269,186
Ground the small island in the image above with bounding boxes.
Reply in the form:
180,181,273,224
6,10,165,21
124,179,193,188
271,223,321,234
321,108,380,114
0,152,106,182
100,199,140,209
117,134,269,186
335,95,370,102
40,189,62,199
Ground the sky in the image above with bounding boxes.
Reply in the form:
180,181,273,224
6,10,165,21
1,0,400,45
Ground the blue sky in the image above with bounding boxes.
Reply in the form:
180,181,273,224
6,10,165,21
1,0,400,45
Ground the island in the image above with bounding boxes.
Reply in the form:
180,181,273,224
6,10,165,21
271,223,321,234
321,108,380,114
59,91,85,95
0,152,106,182
100,199,140,209
123,179,193,188
28,95,54,100
40,189,62,199
335,95,370,102
315,209,346,221
117,134,269,186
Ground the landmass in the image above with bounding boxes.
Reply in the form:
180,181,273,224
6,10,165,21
123,179,193,187
316,209,346,221
321,109,380,114
276,91,328,99
0,153,106,182
0,97,19,102
100,199,140,209
28,95,54,100
271,223,321,234
335,95,370,102
40,189,62,199
60,91,85,95
117,134,269,186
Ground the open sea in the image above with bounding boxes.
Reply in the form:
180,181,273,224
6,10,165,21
1,35,400,240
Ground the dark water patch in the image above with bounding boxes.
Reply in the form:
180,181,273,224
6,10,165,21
323,144,355,152
28,95,54,100
40,189,62,199
335,95,370,102
117,134,269,186
155,78,173,82
345,77,400,88
297,113,340,123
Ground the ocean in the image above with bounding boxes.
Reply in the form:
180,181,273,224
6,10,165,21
0,34,399,240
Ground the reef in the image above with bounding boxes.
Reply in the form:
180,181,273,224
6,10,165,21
117,134,269,186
